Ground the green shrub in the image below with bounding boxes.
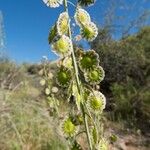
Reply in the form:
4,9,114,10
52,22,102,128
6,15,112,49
91,26,150,132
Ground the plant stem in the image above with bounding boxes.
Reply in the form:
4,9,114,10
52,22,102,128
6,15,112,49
63,0,93,149
63,0,80,92
81,103,93,150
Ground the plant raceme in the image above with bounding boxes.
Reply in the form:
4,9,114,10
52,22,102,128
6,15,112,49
40,0,108,149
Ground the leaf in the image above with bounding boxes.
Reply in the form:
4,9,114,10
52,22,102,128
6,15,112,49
48,24,57,44
92,127,98,144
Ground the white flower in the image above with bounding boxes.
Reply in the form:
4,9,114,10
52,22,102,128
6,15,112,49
40,79,46,86
87,91,106,114
48,72,54,79
74,8,91,26
57,12,69,35
63,56,73,69
51,86,58,93
81,22,98,41
42,0,63,8
51,35,72,57
45,88,51,95
38,69,44,76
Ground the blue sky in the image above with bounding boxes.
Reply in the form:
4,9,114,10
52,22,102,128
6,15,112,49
0,0,150,63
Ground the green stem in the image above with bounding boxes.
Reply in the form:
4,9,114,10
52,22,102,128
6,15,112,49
63,0,80,92
81,103,93,150
63,1,93,149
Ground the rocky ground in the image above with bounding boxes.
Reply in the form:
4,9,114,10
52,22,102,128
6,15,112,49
107,125,150,150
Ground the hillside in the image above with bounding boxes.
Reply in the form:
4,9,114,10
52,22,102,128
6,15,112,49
0,26,150,149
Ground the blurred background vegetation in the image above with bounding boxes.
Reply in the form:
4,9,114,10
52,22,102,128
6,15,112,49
91,26,150,133
0,0,150,149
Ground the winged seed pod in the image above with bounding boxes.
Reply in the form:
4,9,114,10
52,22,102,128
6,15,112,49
62,56,73,69
84,66,105,85
60,116,79,138
56,66,72,87
57,12,69,35
42,0,63,8
87,91,106,114
80,22,98,41
78,0,96,7
74,8,91,26
79,50,99,71
51,35,72,57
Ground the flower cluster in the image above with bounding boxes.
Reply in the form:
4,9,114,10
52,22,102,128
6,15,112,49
78,49,105,86
41,0,108,149
74,8,98,41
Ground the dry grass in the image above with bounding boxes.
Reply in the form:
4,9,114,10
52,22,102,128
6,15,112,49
0,61,149,150
0,75,67,150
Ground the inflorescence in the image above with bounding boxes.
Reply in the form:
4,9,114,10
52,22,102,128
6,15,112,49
40,0,108,149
